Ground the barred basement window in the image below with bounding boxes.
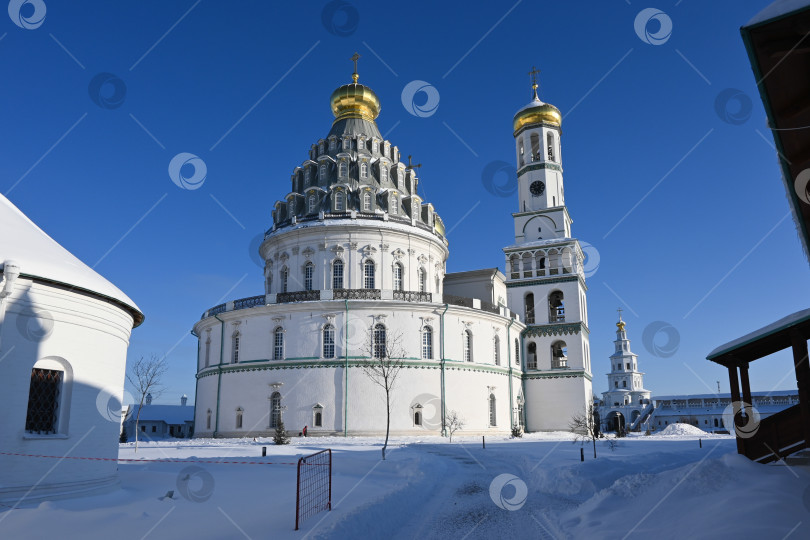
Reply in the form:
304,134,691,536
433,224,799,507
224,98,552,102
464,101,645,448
323,324,335,358
25,368,62,434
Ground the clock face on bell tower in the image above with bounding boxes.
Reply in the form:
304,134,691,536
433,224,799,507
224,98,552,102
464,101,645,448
530,181,545,196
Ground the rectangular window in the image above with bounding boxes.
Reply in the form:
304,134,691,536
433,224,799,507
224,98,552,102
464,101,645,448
323,327,335,358
335,192,345,211
363,193,371,211
25,368,62,434
332,261,344,289
152,425,156,433
304,264,314,291
364,262,375,289
274,331,284,360
338,161,347,179
342,138,350,151
141,425,146,432
422,330,432,359
360,162,368,179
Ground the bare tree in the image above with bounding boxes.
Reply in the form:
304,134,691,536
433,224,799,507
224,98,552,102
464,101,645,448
569,397,600,459
126,355,168,453
444,410,465,443
360,325,406,460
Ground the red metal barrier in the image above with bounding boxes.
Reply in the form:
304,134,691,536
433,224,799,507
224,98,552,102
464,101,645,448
295,449,332,530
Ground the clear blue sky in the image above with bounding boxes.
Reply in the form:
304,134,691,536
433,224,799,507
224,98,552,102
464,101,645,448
2,0,806,403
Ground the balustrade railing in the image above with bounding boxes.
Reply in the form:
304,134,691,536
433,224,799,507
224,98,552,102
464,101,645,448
332,288,381,300
234,295,266,310
277,290,321,303
393,290,432,302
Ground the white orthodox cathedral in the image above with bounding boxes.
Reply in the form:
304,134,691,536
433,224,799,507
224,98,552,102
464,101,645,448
192,63,594,437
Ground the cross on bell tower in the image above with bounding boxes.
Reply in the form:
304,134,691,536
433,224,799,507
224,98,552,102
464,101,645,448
528,66,541,100
351,52,360,83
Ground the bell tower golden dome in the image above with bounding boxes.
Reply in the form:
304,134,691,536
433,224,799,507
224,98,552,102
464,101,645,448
513,66,561,135
330,52,381,123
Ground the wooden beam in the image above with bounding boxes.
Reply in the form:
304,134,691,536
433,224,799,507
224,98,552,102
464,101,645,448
728,363,745,455
790,329,810,447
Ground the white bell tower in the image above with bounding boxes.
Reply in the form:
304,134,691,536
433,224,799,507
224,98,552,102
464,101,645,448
505,68,593,432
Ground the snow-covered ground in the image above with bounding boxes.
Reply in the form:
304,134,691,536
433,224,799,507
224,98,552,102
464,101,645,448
1,427,808,539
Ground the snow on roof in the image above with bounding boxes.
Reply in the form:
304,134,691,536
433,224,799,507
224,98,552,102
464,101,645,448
747,0,810,25
128,404,194,424
0,194,142,324
706,307,810,359
653,390,797,401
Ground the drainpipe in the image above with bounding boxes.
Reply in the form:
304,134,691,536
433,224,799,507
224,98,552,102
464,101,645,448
0,261,20,353
191,329,200,438
344,298,349,437
520,328,528,430
439,303,449,436
213,313,225,438
507,317,515,432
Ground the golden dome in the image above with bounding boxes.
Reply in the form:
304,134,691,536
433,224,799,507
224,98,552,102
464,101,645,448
617,320,626,331
513,92,561,135
330,83,381,123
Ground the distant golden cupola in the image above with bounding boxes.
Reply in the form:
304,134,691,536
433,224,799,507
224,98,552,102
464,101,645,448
330,53,381,123
513,72,561,135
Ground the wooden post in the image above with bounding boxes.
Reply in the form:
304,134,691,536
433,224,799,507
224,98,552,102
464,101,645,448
728,363,745,455
791,329,810,448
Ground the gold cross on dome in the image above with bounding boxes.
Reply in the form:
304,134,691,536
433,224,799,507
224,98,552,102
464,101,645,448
406,155,421,171
617,307,623,320
351,52,360,83
528,66,541,89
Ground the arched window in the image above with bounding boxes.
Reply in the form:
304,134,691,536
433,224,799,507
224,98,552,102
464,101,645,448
389,194,397,214
236,408,243,429
551,341,568,369
518,137,525,167
265,273,272,294
549,291,564,322
319,142,325,155
363,191,372,212
315,411,323,427
494,335,500,366
381,165,388,183
332,259,344,289
547,132,555,161
338,160,348,178
323,324,335,358
288,199,295,217
509,254,519,279
360,161,368,179
522,252,532,278
393,263,404,291
304,167,311,185
414,410,422,426
304,262,314,291
280,267,288,293
319,164,327,181
274,327,284,360
206,409,212,430
525,293,535,324
463,330,473,362
363,259,375,289
308,194,317,213
422,326,433,359
489,394,497,427
418,267,426,293
342,138,350,151
373,323,386,359
334,191,345,212
514,339,520,366
329,137,336,151
527,342,537,369
270,392,282,428
204,338,211,368
232,332,240,363
530,133,540,162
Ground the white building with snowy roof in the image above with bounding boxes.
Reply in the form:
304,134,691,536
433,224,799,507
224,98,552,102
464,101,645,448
0,193,143,503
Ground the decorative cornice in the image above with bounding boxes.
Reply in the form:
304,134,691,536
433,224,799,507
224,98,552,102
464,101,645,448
506,276,585,289
517,162,562,176
523,322,589,337
522,370,592,381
